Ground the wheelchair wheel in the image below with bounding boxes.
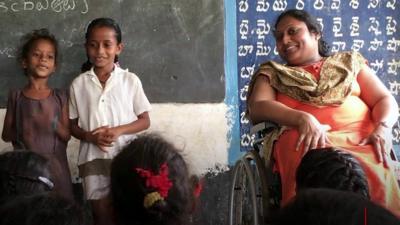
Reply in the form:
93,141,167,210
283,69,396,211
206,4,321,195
229,150,269,225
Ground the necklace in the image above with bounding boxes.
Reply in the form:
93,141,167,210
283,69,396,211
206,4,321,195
97,74,110,84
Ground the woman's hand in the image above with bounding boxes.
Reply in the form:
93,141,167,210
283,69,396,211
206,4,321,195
296,112,331,153
359,124,392,168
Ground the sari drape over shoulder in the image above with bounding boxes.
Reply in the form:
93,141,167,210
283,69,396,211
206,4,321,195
247,51,400,216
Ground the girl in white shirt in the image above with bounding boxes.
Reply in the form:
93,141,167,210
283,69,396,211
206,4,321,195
69,17,151,225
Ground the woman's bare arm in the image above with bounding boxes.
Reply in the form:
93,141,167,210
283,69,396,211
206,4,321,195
357,65,398,167
248,75,330,151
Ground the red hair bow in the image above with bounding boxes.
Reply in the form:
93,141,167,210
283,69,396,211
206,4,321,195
135,163,173,198
193,181,203,198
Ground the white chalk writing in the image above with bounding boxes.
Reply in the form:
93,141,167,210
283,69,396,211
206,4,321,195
386,16,397,35
313,0,324,10
240,111,250,125
238,45,254,57
386,0,396,10
367,0,380,9
0,47,15,58
256,19,270,39
240,85,249,101
387,37,400,52
317,18,324,31
389,80,400,95
272,0,287,11
238,0,249,12
333,17,343,37
256,42,271,56
351,39,364,51
273,46,279,55
388,59,400,75
239,20,249,40
368,17,382,36
0,0,88,14
350,17,360,36
368,38,383,51
331,0,340,10
370,59,384,73
240,133,252,147
240,64,255,79
331,41,346,52
256,0,270,12
296,0,305,9
349,0,360,9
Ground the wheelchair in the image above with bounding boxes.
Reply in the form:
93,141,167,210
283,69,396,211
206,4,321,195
228,122,400,225
229,122,280,225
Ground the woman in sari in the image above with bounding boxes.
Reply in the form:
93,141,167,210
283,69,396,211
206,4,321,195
247,9,400,216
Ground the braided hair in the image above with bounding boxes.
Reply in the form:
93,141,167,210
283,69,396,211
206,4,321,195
111,134,196,225
296,147,370,199
0,150,53,202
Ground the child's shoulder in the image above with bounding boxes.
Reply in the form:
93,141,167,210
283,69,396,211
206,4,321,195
5,89,23,107
7,88,22,99
52,88,68,97
70,71,92,85
51,88,68,105
116,67,142,83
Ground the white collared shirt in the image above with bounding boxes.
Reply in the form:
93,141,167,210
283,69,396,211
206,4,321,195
69,66,151,165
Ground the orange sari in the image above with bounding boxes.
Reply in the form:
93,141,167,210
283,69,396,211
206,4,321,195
248,52,400,216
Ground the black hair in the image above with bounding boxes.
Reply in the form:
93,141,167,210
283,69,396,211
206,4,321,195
272,188,399,225
18,28,59,75
274,9,331,57
0,150,53,202
81,17,122,72
111,133,195,225
296,147,370,199
0,193,87,225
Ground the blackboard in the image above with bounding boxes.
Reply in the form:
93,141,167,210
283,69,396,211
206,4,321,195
236,0,400,150
0,0,224,107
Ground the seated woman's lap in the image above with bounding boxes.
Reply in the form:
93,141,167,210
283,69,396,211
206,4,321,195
273,127,400,216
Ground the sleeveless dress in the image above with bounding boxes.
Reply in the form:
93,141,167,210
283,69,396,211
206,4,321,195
6,89,74,201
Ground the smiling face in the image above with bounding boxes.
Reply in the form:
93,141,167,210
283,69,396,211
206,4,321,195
22,39,56,78
274,16,321,66
85,26,122,73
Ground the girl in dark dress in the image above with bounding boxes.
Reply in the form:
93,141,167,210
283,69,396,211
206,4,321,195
2,28,74,201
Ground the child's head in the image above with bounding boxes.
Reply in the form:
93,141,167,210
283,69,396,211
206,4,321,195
272,188,399,225
0,193,86,225
0,150,53,202
296,147,370,198
81,17,122,72
18,28,58,76
110,134,196,225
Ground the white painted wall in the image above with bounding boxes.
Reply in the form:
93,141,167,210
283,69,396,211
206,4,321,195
0,103,231,180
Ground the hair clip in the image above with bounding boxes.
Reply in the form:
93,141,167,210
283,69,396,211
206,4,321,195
38,176,54,190
143,192,163,209
10,173,54,190
135,163,173,208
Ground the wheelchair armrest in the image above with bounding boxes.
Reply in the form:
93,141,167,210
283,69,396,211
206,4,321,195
250,121,279,135
390,150,398,162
